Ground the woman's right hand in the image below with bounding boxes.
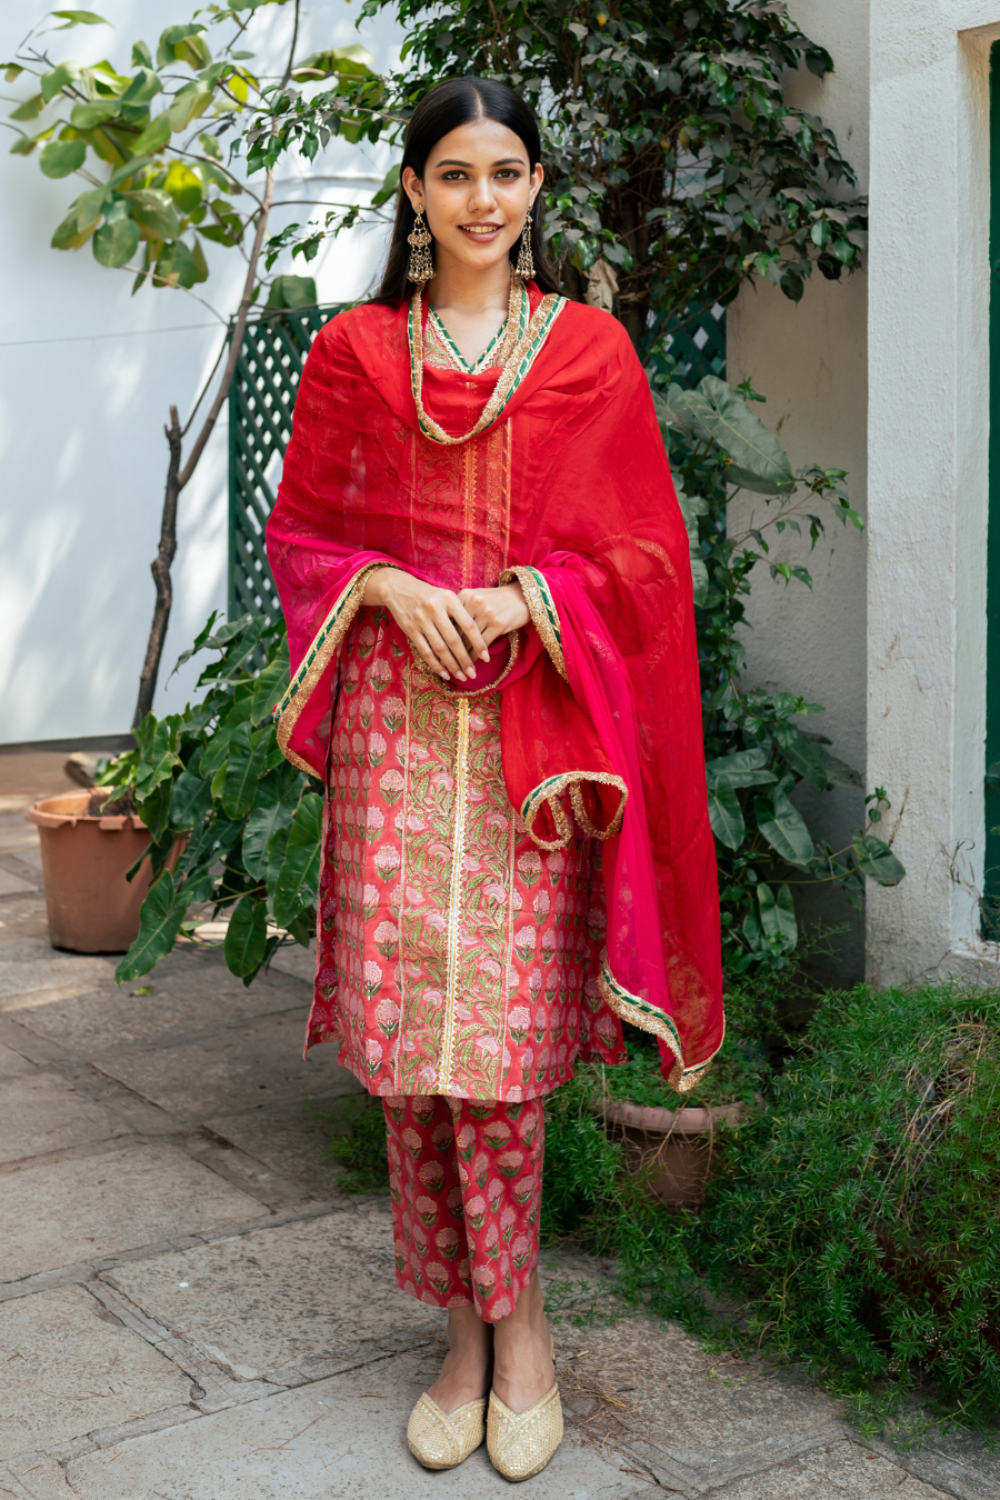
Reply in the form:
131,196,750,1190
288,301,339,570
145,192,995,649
362,567,490,683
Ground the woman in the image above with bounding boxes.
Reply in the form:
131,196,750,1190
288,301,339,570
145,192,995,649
267,76,723,1481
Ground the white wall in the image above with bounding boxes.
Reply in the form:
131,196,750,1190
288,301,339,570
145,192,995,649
0,0,403,743
726,0,871,979
866,3,1000,984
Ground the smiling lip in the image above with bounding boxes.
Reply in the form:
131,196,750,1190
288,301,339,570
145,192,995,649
460,224,503,236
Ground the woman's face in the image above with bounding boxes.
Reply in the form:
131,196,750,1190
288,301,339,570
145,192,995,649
402,117,544,277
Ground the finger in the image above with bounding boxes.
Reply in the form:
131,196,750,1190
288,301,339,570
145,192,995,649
446,597,491,662
425,621,472,680
413,632,450,680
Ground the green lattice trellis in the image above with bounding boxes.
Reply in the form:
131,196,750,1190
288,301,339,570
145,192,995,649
228,300,725,620
228,303,344,624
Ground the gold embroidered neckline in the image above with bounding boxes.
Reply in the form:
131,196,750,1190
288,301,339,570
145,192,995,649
408,280,565,447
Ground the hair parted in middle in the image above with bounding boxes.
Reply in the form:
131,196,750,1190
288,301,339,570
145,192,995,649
373,75,560,304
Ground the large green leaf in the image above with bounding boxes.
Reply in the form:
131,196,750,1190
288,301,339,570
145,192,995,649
266,274,318,309
39,139,86,178
168,83,213,132
114,871,186,983
707,782,745,850
93,215,139,267
266,826,289,911
155,240,198,289
221,724,271,820
757,881,797,951
772,724,830,791
652,385,713,444
705,747,777,791
170,770,212,829
697,377,795,494
292,44,375,82
755,788,815,868
70,100,120,129
243,767,299,878
41,63,79,102
224,896,267,978
273,792,323,928
157,23,212,71
133,112,171,154
853,835,906,885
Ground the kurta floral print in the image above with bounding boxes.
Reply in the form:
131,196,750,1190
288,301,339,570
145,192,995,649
384,1093,544,1321
267,282,724,1092
314,607,627,1100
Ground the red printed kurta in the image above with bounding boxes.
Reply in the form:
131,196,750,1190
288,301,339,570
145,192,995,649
312,606,626,1100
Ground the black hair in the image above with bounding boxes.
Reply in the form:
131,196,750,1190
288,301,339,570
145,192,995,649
373,76,560,303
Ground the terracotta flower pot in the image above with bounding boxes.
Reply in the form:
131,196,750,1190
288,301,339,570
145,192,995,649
599,1097,749,1210
29,790,169,954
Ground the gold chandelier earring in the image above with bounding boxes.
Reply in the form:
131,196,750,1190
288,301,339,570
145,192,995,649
514,206,536,280
407,205,435,283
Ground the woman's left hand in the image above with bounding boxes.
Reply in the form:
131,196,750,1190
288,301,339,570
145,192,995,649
457,583,530,650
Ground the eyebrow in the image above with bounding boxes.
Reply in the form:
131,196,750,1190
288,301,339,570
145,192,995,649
433,156,526,167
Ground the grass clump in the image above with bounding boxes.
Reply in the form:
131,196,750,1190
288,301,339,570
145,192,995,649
314,1092,390,1194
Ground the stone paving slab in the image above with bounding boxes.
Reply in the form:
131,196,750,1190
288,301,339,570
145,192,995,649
0,866,35,898
201,1097,353,1199
0,1073,127,1164
706,1439,950,1497
64,1357,648,1500
0,896,50,945
90,1014,359,1125
0,1284,191,1463
103,1208,439,1384
0,1042,36,1078
0,1143,269,1283
0,939,115,1008
8,947,306,1055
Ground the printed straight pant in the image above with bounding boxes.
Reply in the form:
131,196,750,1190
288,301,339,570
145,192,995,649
383,1094,545,1323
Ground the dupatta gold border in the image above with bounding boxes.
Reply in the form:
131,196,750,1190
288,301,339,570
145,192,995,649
598,965,725,1094
274,562,388,775
520,770,628,852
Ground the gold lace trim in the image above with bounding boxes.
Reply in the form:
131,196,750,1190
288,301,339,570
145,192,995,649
438,696,471,1094
521,770,628,852
499,565,566,681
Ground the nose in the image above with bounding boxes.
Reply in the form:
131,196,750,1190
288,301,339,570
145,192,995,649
466,173,498,213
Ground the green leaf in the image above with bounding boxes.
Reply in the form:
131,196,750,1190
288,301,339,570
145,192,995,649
242,766,299,879
266,825,289,912
134,719,182,797
157,24,212,71
693,378,796,494
707,782,745,851
120,67,162,106
221,724,271,819
705,747,777,790
755,788,814,868
266,273,318,309
114,871,186,983
757,881,797,951
40,63,79,102
11,93,45,121
772,725,830,791
155,239,198,289
132,112,171,154
163,159,202,212
653,385,713,445
168,83,212,132
51,186,106,247
120,188,179,239
853,834,906,885
273,792,323,928
39,138,86,177
51,9,109,25
70,99,120,129
291,44,375,82
170,770,212,829
132,41,153,68
224,895,267,978
93,214,139,267
371,161,399,208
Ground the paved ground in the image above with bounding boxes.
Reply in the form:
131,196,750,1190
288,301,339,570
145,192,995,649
1,753,997,1499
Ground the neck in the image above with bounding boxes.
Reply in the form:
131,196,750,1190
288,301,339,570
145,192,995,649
428,250,512,312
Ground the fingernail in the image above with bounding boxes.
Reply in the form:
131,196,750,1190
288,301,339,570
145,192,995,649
481,651,490,662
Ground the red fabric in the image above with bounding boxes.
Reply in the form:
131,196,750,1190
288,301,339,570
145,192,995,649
266,285,723,1082
384,1093,544,1321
